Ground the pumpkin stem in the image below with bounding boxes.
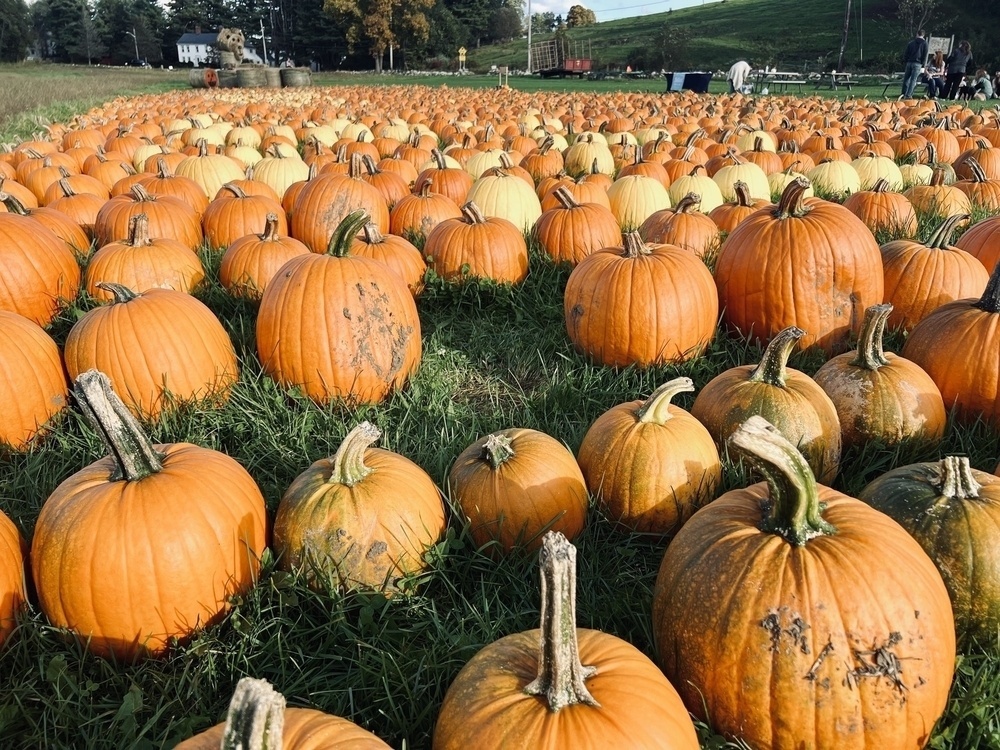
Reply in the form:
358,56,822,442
460,201,489,225
522,531,600,711
127,213,152,247
219,677,285,750
551,186,580,210
774,177,812,218
748,327,805,387
482,433,515,470
976,259,1000,314
728,416,836,545
328,422,380,487
926,214,971,250
849,304,892,370
965,156,987,184
674,192,701,214
0,190,28,215
73,370,164,482
937,456,982,500
620,231,651,258
325,209,370,257
129,183,154,203
260,213,280,241
96,281,140,304
360,221,385,245
731,181,752,208
636,377,695,424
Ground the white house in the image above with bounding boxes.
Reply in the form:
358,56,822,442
176,31,264,67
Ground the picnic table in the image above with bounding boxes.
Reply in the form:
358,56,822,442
753,70,807,94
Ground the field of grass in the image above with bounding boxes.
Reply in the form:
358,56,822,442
2,66,1000,750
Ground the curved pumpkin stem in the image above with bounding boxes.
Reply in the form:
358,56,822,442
360,220,386,245
220,677,285,750
975,261,1000,314
73,370,165,482
326,209,370,257
0,191,29,215
620,231,651,258
850,304,892,370
523,531,600,711
260,213,281,242
328,421,380,487
460,201,489,226
926,214,971,250
728,416,836,545
937,456,982,500
96,281,140,304
636,377,695,424
774,177,812,218
748,326,804,387
674,193,701,214
129,183,156,203
551,186,581,210
870,177,891,194
964,156,988,184
483,433,514,470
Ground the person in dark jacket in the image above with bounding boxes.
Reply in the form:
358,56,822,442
901,29,928,98
943,41,973,100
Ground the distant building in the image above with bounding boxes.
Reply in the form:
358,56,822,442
176,31,263,67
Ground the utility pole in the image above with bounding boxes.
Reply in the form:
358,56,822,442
126,27,139,64
837,0,851,72
527,0,532,72
261,18,268,66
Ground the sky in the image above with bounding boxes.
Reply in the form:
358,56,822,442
528,0,711,23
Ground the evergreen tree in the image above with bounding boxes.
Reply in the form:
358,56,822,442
0,0,32,61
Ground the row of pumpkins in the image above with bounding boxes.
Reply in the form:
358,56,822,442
2,85,1000,748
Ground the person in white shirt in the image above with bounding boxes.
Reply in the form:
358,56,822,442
726,60,752,93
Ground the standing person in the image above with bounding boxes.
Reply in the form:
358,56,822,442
901,29,928,98
993,71,1000,98
924,49,946,98
726,60,752,93
943,41,973,99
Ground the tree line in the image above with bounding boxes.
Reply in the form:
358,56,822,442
0,0,596,70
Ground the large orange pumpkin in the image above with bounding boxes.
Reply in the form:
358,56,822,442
577,377,720,535
0,310,68,450
257,210,421,405
902,260,1000,425
273,421,446,594
218,212,310,302
880,213,988,331
448,428,588,555
652,416,955,750
63,284,238,419
0,211,81,326
532,186,621,266
714,177,883,354
31,370,267,661
424,201,528,284
434,532,699,750
564,231,718,367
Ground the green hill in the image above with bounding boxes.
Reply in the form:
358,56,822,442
468,0,1000,76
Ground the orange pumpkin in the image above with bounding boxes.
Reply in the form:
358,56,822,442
31,371,266,661
219,212,310,302
273,421,446,594
424,201,528,284
435,532,699,750
0,508,27,648
448,428,588,554
639,192,720,259
176,677,391,749
652,417,955,750
813,303,946,450
691,326,842,483
532,186,621,266
257,211,421,405
64,285,238,419
564,232,718,367
577,377,720,535
714,177,883,354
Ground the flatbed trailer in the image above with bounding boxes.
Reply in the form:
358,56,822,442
530,39,593,78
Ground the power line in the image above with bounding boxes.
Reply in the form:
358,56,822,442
592,0,699,16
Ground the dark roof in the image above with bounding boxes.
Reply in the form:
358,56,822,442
176,33,220,45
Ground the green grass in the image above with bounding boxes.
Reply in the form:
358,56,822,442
2,67,1000,749
3,209,1000,748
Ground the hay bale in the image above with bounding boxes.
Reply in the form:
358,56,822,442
188,68,219,88
236,67,266,88
264,68,282,88
280,67,312,87
217,69,238,88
